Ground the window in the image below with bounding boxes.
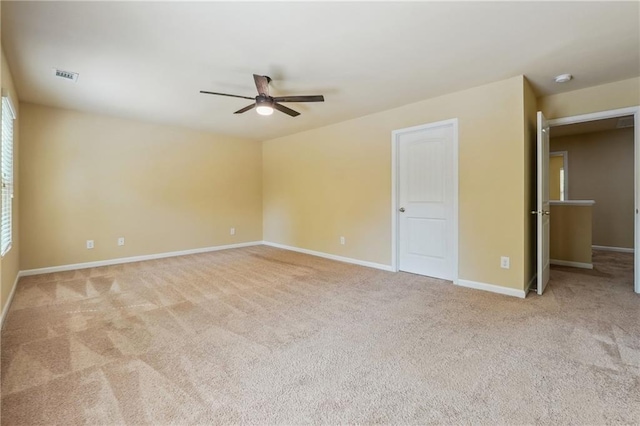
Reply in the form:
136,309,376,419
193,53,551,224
549,151,569,201
1,93,16,256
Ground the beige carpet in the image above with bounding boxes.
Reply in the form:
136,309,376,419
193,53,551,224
1,246,638,424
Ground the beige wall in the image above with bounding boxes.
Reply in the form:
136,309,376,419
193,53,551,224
523,77,537,289
1,48,21,315
551,128,634,248
264,76,529,291
539,77,640,119
550,204,593,264
19,104,262,270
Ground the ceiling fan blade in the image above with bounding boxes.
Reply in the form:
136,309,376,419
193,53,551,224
272,95,325,103
253,74,270,96
234,103,256,114
200,91,254,100
273,102,300,117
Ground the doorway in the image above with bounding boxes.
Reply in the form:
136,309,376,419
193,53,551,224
538,106,639,294
391,119,459,282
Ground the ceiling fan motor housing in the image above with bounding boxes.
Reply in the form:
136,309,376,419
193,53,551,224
256,95,273,107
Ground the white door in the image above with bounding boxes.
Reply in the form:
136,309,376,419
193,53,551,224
398,122,455,280
537,111,551,295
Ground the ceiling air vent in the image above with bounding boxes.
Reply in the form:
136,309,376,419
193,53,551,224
53,68,79,82
617,116,634,129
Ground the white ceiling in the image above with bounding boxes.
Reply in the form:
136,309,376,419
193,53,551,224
3,1,639,141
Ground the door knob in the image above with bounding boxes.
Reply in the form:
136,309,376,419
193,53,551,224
544,211,550,215
399,207,405,212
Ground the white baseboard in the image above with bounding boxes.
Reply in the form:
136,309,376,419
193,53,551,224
456,279,526,299
550,259,593,269
592,245,634,254
19,241,264,277
262,241,394,272
1,271,23,329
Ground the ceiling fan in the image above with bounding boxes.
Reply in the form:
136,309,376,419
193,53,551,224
200,74,324,117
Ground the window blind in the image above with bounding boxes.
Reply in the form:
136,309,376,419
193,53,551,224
1,94,16,256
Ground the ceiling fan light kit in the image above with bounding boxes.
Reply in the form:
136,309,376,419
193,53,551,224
256,105,274,116
200,74,324,118
256,97,274,116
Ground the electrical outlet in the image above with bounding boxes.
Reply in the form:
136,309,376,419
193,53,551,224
230,227,236,236
86,240,94,249
118,237,125,246
340,236,346,245
500,256,510,269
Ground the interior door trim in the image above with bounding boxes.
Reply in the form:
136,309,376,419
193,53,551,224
391,118,459,284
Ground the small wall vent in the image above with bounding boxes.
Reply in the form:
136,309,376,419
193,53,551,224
617,116,634,129
53,68,79,82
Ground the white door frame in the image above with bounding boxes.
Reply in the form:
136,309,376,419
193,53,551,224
391,118,459,283
547,106,639,294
